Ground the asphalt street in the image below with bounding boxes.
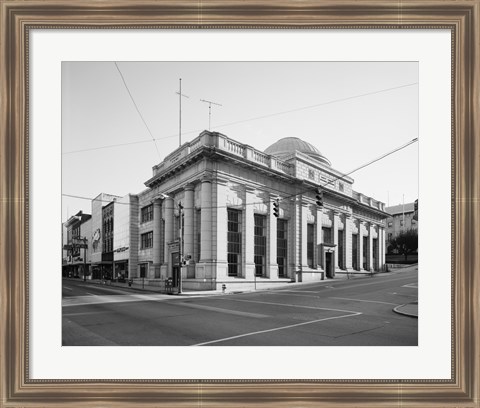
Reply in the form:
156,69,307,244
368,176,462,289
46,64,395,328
62,267,418,346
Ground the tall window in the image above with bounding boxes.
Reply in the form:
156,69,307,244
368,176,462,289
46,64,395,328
277,219,288,278
307,224,314,268
174,214,184,241
352,234,358,270
141,231,153,249
141,204,153,223
227,209,242,277
196,209,201,262
363,236,368,270
338,230,344,269
372,238,378,270
322,227,332,244
254,214,267,277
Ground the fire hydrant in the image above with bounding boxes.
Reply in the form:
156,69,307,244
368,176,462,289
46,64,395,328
222,284,226,293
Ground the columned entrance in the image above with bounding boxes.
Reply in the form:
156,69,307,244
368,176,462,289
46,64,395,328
322,243,336,278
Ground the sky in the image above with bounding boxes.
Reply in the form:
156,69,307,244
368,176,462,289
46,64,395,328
62,61,418,222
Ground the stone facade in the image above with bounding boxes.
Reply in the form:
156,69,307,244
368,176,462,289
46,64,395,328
64,131,388,291
134,131,388,291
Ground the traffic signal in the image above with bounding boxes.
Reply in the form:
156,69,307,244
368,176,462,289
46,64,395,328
273,198,280,218
315,188,323,207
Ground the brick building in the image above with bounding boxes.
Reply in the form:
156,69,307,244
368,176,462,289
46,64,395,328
385,202,418,253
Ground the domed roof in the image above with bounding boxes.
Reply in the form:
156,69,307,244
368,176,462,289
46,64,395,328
264,137,331,166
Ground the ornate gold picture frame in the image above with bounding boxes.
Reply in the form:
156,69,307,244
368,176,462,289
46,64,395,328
1,1,478,406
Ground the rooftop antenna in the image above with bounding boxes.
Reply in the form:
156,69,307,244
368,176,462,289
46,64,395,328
200,99,223,131
175,78,189,146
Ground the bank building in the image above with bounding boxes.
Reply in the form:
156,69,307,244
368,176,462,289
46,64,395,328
115,130,388,292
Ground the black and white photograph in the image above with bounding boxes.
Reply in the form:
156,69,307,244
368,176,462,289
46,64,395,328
62,61,419,347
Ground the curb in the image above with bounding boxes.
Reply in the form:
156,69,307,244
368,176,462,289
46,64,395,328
393,302,418,318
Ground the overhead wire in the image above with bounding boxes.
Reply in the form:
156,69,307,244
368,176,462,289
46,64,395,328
62,81,418,155
114,62,161,160
62,136,418,213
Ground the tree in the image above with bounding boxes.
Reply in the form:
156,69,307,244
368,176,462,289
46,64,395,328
391,229,418,260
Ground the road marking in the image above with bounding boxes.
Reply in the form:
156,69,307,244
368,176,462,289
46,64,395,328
330,297,398,306
62,286,73,291
220,297,359,314
272,289,323,294
266,291,320,299
178,303,268,318
62,294,171,307
63,311,112,317
402,283,418,288
192,312,361,346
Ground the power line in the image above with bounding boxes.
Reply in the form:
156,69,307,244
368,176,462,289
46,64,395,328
114,62,161,159
62,137,418,213
212,82,418,131
63,81,418,155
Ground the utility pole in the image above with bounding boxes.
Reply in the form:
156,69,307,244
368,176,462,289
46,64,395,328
176,78,189,146
200,99,222,131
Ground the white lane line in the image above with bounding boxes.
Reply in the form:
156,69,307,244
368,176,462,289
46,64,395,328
222,297,359,314
266,292,320,299
330,297,398,306
402,283,418,288
272,289,323,294
192,312,361,346
178,303,268,318
62,286,73,291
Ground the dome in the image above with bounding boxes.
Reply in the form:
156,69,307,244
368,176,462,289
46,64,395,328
264,137,331,166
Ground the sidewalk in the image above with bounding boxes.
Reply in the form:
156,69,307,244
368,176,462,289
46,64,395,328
393,301,418,318
66,272,367,297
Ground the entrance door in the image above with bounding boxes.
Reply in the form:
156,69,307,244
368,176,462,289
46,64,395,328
325,252,333,279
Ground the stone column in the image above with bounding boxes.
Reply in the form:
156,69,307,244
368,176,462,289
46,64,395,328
268,196,278,279
244,187,256,280
163,197,174,276
345,213,353,270
316,206,323,269
183,184,194,260
379,227,385,271
215,179,229,279
301,201,309,270
368,223,374,271
358,221,364,271
199,178,212,262
333,211,339,273
183,184,194,279
152,198,162,278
